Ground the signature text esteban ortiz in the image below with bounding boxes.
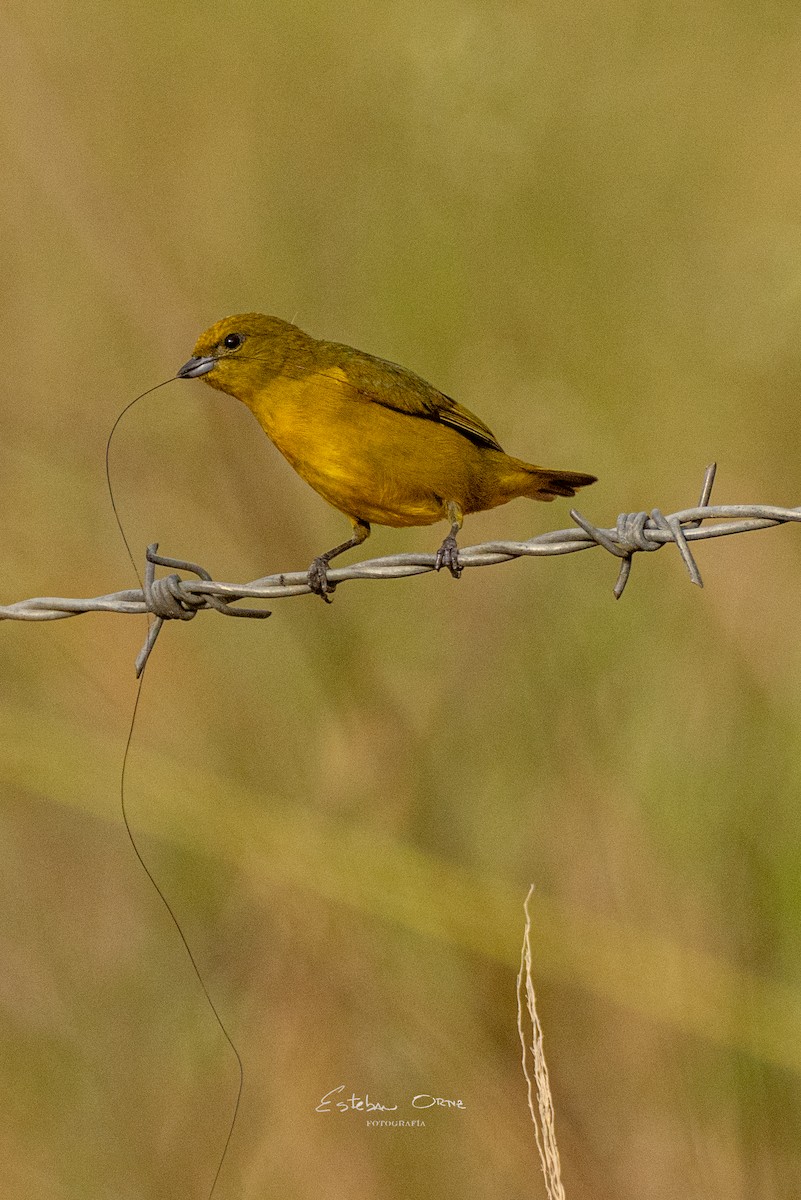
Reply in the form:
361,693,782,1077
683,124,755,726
315,1085,466,1114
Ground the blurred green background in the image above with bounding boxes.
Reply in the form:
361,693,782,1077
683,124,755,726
3,2,801,1197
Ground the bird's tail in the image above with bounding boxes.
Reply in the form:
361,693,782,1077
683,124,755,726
513,459,597,502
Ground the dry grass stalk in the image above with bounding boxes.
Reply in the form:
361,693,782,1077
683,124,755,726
517,885,566,1200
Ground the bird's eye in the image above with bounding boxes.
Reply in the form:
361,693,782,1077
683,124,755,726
223,333,243,350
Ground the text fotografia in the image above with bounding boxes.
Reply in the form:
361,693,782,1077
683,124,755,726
316,1086,466,1115
366,1118,426,1128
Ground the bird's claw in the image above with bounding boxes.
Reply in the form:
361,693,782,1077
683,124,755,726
435,534,462,579
308,556,336,603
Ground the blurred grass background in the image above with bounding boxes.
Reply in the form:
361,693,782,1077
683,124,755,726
2,1,801,1197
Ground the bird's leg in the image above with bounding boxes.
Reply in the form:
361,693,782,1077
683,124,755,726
308,519,371,602
435,501,464,579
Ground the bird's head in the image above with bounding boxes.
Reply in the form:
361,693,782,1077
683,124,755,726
177,313,314,401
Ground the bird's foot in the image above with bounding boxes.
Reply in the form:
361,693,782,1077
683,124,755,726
308,556,336,603
435,534,462,579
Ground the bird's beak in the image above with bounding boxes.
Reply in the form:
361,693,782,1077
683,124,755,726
176,355,217,379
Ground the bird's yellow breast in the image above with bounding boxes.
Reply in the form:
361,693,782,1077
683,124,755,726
243,368,488,527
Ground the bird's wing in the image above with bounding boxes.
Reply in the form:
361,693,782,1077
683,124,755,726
317,345,505,452
431,396,504,450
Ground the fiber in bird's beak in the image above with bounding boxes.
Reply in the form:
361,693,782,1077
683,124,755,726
176,356,216,378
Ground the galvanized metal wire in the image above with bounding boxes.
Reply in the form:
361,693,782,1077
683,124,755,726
2,465,799,672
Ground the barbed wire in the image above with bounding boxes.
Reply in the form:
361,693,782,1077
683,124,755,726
2,465,799,673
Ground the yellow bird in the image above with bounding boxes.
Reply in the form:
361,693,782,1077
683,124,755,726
177,314,596,597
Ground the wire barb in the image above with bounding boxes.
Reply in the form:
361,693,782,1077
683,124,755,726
3,465,800,669
134,544,273,676
570,462,717,598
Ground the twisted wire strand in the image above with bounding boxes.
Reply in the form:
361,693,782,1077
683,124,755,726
3,467,799,669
